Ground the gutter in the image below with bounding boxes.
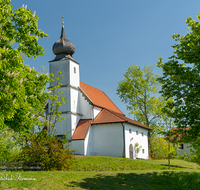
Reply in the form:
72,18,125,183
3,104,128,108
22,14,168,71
121,123,125,158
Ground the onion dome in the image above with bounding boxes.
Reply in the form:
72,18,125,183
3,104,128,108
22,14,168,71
52,23,75,61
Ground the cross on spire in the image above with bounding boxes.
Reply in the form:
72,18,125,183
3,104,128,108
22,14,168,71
62,16,64,26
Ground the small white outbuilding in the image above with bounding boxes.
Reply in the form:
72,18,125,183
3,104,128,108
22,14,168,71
48,22,151,159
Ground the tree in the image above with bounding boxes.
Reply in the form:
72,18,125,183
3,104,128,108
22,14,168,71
14,73,76,171
190,138,200,165
160,117,177,169
0,1,49,133
151,137,178,160
117,64,165,135
0,127,21,162
117,64,170,157
157,14,200,139
47,72,66,132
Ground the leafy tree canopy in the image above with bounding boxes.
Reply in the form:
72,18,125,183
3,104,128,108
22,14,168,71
117,64,166,137
157,14,200,139
151,137,178,159
0,0,49,133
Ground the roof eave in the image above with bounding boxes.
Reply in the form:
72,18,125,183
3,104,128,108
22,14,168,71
126,121,152,130
79,87,93,104
92,121,151,130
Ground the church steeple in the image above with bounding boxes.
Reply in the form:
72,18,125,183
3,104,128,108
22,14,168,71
52,18,75,61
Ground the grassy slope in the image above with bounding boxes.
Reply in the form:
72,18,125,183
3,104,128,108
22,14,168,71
73,156,199,171
0,156,199,190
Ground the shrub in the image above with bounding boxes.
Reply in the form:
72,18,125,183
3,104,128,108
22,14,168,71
151,137,178,159
177,152,193,162
15,130,76,171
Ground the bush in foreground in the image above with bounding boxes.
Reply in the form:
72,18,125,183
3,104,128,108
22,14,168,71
15,130,76,171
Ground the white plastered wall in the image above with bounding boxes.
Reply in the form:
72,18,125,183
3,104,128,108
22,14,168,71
49,59,79,87
79,91,93,119
124,123,149,159
48,114,80,139
93,107,102,119
69,59,80,88
71,114,81,138
49,59,70,87
92,123,124,157
177,143,192,155
70,140,84,155
48,88,71,112
70,88,80,114
84,126,93,155
48,114,71,136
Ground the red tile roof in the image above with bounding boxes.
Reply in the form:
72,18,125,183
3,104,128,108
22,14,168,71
92,109,151,130
80,82,123,114
71,119,92,140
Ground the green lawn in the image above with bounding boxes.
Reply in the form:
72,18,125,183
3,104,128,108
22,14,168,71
0,157,199,190
73,156,199,171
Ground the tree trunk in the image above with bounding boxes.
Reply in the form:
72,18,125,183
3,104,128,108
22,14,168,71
168,141,170,170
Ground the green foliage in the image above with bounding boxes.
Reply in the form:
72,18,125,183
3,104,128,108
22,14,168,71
15,131,76,171
0,127,21,162
13,72,75,171
189,138,200,165
47,72,66,130
157,14,200,138
116,64,175,158
117,64,166,137
177,152,193,162
134,142,142,157
0,1,49,133
151,137,178,159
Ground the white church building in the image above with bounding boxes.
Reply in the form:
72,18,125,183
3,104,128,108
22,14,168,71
48,22,151,159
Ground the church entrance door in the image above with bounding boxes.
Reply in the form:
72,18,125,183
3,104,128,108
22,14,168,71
129,144,133,159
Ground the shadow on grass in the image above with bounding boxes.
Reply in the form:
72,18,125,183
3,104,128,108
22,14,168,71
160,164,187,169
69,171,200,190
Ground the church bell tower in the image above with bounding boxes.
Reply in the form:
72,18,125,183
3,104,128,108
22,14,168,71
48,19,80,139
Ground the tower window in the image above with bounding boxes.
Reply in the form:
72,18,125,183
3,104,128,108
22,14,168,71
136,131,138,135
142,132,144,136
129,129,132,133
73,101,76,109
74,67,76,73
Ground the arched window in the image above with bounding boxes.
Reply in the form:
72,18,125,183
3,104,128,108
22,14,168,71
74,67,76,73
129,144,133,159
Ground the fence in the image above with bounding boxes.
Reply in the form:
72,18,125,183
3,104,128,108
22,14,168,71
0,162,43,171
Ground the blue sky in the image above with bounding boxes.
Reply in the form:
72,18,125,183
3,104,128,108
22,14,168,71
11,0,200,118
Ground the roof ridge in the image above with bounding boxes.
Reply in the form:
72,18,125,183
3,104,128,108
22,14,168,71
80,81,103,92
104,108,151,130
101,91,124,114
79,86,93,104
80,81,124,114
